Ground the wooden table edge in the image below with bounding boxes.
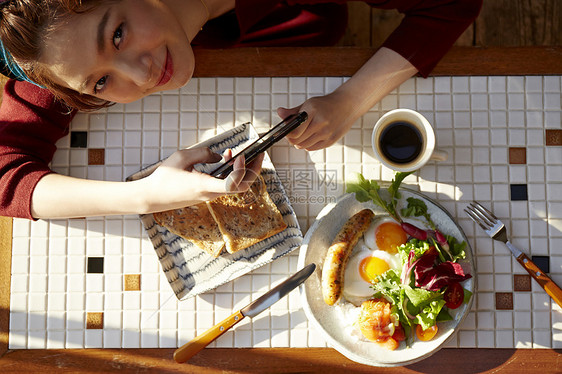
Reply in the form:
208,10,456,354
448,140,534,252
192,46,562,77
1,347,561,373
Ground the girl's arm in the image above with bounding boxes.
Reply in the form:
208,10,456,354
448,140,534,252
279,47,416,150
31,147,264,219
278,0,483,151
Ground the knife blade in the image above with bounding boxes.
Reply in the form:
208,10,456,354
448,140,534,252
173,263,316,363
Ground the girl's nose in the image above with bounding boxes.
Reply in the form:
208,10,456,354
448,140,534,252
114,53,152,86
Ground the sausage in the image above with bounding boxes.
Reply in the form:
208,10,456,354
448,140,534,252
321,209,375,306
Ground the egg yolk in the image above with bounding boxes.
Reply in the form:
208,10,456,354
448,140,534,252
375,222,407,254
359,256,390,283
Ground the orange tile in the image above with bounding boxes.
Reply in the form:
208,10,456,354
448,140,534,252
88,148,105,165
124,274,141,291
508,147,526,164
513,274,531,292
495,292,513,310
86,312,104,329
546,129,562,146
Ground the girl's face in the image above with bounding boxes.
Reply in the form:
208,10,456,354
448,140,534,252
39,0,194,103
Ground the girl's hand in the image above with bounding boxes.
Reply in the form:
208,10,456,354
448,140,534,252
142,147,264,212
277,90,357,151
222,148,265,193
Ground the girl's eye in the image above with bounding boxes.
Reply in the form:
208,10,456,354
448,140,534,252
113,23,124,49
94,76,108,94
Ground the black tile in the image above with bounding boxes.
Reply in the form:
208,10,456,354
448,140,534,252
510,184,528,201
532,255,550,274
87,257,104,273
70,131,88,148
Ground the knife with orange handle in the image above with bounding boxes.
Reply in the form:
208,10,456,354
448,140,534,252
173,263,316,363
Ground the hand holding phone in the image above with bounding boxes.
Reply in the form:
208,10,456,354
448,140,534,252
210,112,308,179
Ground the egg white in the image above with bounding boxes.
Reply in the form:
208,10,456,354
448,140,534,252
342,238,401,305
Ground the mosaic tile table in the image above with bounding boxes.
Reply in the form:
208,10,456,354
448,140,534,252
1,47,561,373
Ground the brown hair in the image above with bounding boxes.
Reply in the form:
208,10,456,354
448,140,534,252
0,0,113,111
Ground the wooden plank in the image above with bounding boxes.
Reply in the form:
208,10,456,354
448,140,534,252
476,0,562,46
0,217,12,358
339,2,372,47
370,8,403,48
1,348,561,373
192,46,562,77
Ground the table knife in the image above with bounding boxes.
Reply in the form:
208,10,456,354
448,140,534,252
173,263,316,363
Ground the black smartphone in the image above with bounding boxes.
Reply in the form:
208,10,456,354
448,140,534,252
210,111,308,179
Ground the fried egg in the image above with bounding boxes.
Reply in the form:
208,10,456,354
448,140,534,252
343,240,401,304
342,217,406,305
364,217,408,254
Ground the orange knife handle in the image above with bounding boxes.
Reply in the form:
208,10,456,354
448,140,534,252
517,253,562,308
173,310,245,363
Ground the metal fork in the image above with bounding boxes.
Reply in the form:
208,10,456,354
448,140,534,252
465,201,562,308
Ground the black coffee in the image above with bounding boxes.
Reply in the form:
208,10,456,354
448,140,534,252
379,121,423,164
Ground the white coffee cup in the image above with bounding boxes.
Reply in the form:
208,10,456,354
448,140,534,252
371,109,447,172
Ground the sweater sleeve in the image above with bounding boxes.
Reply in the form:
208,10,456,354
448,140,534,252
0,80,76,219
376,0,483,77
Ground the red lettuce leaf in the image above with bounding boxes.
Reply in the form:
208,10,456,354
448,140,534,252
414,250,472,291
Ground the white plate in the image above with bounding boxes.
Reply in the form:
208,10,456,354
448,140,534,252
297,190,475,367
128,123,303,299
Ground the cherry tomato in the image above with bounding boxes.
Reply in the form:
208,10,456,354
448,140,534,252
416,324,438,342
444,282,464,309
392,324,406,342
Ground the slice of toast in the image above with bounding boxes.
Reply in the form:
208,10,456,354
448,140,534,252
206,175,287,254
153,203,225,257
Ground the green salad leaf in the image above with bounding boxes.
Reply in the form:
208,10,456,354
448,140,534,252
346,172,413,223
415,299,447,330
401,197,437,230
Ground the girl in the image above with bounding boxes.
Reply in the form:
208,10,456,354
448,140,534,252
0,0,482,219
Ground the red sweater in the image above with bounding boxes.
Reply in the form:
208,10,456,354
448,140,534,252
0,0,482,219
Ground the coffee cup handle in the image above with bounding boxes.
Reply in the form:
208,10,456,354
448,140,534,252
430,150,448,162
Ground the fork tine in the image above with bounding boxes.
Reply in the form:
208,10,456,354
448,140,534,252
471,201,499,222
464,207,490,231
467,201,495,227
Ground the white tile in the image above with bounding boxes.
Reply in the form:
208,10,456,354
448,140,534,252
526,76,543,92
235,77,253,93
526,111,543,127
288,77,306,93
544,93,562,111
85,330,103,348
526,93,543,110
470,76,487,92
306,77,324,94
496,330,514,348
398,94,416,109
434,76,450,92
86,292,104,310
477,330,495,348
489,76,507,92
10,310,27,331
507,76,525,92
452,76,469,92
199,78,216,94
514,330,533,348
417,94,434,111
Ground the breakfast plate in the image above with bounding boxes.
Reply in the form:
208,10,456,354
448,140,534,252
297,190,475,367
127,123,303,299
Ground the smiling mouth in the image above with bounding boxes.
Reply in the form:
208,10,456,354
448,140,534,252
156,49,173,87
